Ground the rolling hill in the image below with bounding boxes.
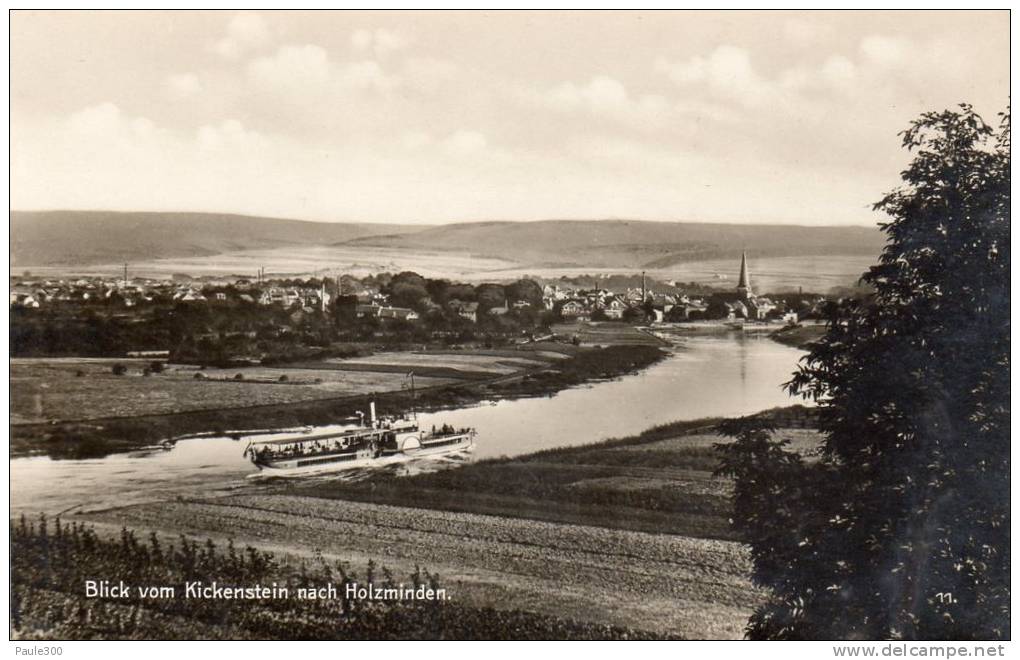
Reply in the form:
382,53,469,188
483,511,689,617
341,219,886,269
11,213,885,273
10,211,427,266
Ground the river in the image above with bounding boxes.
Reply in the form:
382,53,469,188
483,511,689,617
10,332,807,514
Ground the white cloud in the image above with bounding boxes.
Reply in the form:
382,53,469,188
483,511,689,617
400,131,433,150
860,35,910,66
660,43,879,111
196,119,264,151
656,46,773,106
67,103,255,154
783,18,834,46
552,76,627,107
164,72,202,99
213,12,272,59
402,57,458,92
337,60,398,91
778,67,810,91
399,130,491,157
821,55,857,88
351,28,410,58
12,12,1003,227
248,45,398,96
528,76,670,127
66,103,161,141
68,102,123,135
15,107,289,218
779,55,857,95
248,44,332,91
444,130,487,155
129,117,155,137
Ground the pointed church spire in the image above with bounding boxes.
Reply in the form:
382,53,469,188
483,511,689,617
737,251,752,298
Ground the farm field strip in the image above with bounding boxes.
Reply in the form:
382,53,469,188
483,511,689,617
9,359,455,424
80,494,759,638
42,245,524,280
332,352,550,375
610,430,824,457
9,346,564,424
550,323,666,346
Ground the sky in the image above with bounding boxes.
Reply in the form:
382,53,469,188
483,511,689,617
10,10,1010,226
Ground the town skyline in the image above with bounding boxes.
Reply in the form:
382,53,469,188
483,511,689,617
11,10,1009,227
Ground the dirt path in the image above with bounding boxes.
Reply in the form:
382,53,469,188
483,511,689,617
79,494,759,639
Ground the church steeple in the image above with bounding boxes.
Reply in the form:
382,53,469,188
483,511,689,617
737,251,752,299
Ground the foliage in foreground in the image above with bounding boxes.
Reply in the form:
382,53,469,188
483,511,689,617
11,515,671,640
718,105,1009,640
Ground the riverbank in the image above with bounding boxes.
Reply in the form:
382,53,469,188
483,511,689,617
769,323,827,349
11,341,667,459
289,405,820,540
59,406,821,639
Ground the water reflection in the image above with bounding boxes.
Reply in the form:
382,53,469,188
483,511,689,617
10,333,806,513
414,332,804,460
248,450,475,484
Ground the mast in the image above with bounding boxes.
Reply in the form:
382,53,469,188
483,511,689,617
409,371,417,422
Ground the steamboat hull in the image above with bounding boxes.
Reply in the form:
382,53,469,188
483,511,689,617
249,432,474,477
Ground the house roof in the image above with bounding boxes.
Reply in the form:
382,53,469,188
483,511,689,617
378,306,417,318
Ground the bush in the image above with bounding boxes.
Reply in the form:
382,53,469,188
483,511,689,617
234,373,244,381
150,361,165,373
111,363,127,376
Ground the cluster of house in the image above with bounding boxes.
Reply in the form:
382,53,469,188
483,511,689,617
8,275,331,313
11,254,821,325
354,302,421,322
541,254,805,324
542,283,692,322
546,285,761,322
351,297,530,324
256,285,330,311
9,276,213,308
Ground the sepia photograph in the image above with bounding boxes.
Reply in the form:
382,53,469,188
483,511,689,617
7,8,1011,647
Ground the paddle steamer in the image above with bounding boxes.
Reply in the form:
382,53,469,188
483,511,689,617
245,401,475,475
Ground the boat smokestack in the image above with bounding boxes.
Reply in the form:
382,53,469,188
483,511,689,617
370,401,376,425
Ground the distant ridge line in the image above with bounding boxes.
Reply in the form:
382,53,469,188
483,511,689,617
11,211,885,268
